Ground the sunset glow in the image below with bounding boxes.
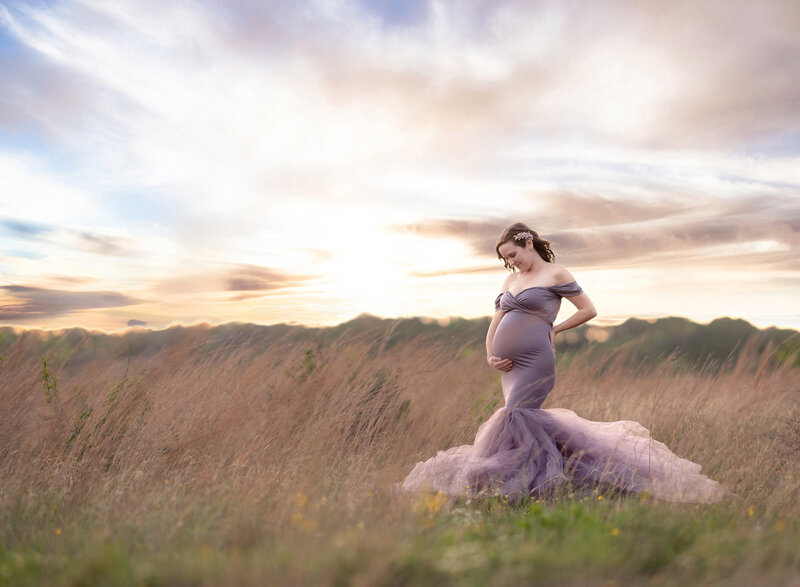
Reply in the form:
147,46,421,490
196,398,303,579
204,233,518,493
1,0,798,331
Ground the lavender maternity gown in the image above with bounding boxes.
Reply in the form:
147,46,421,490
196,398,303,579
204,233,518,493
398,281,726,503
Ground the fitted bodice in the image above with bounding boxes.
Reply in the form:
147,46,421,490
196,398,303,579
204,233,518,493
494,281,583,325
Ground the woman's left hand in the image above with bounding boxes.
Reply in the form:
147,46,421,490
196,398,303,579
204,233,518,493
549,329,556,354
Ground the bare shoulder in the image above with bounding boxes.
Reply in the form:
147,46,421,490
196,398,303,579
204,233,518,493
550,264,576,284
501,272,517,292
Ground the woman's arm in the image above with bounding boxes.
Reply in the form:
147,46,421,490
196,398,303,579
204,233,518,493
553,292,597,335
550,268,597,351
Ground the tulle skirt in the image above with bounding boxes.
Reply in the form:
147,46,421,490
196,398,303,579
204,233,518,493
397,405,726,503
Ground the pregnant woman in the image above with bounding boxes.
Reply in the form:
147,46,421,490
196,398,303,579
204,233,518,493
398,222,726,503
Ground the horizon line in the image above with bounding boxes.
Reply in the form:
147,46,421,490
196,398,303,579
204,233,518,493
1,312,797,337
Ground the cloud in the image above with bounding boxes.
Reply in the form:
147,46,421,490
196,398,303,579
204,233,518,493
1,215,139,257
399,192,800,271
628,0,800,148
49,275,94,285
0,49,104,140
5,0,797,189
408,263,498,278
151,264,315,297
226,264,300,292
303,0,800,150
0,218,52,236
127,318,146,326
530,192,696,229
0,285,144,321
77,231,136,256
393,216,508,248
0,0,798,330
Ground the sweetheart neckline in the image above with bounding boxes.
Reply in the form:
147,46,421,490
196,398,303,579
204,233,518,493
499,280,578,298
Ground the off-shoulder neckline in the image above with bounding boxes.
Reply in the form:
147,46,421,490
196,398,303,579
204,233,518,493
497,280,578,298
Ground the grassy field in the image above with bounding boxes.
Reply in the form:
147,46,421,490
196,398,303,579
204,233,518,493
1,320,798,585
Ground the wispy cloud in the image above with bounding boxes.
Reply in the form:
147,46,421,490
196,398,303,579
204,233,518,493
1,216,141,257
1,218,52,236
150,264,315,297
0,285,144,320
226,264,307,292
402,191,800,270
77,231,137,257
0,0,797,330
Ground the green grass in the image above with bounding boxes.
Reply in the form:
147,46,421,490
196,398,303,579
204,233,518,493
2,322,798,585
1,487,798,586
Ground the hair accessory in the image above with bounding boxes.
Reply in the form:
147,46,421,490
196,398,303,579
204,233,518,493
513,231,533,241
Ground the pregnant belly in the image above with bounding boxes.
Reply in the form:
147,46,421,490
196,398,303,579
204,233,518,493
494,310,556,408
493,310,553,366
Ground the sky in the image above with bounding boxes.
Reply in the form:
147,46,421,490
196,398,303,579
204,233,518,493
0,0,799,332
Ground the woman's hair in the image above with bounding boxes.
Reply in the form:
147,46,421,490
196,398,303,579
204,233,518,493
495,222,555,270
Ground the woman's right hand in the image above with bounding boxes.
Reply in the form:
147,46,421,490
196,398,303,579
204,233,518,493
487,355,512,371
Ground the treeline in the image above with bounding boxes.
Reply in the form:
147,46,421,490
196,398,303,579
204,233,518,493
0,313,798,376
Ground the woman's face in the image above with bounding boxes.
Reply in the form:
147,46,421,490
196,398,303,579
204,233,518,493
498,240,531,270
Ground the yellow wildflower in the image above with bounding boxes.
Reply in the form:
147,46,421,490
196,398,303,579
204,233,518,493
413,490,448,518
290,511,317,533
611,528,620,536
427,491,448,515
292,492,309,510
54,528,62,535
748,505,754,517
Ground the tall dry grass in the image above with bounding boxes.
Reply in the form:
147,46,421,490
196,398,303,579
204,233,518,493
0,319,798,544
